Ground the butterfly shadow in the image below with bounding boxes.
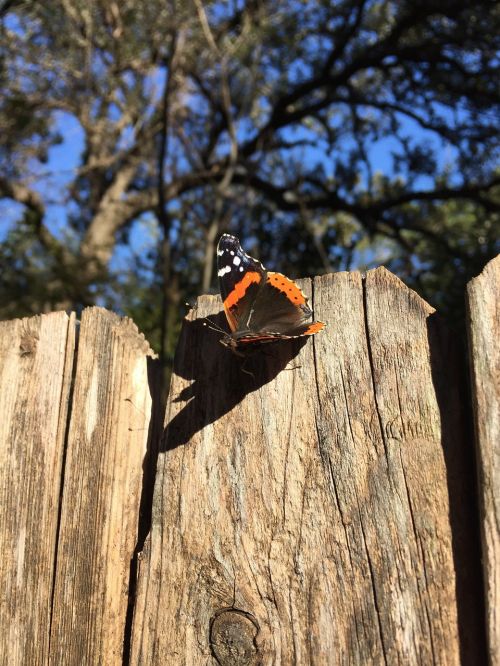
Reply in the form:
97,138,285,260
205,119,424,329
160,311,307,452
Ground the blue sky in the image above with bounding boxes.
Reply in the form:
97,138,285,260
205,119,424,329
0,92,459,279
1,4,462,261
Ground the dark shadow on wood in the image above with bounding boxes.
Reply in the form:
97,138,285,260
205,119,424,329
161,311,307,451
427,313,487,665
123,356,164,666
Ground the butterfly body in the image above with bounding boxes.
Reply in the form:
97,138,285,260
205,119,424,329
216,234,325,352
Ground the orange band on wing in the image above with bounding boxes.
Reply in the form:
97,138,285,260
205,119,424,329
223,304,238,332
267,272,306,305
223,270,262,310
303,321,326,335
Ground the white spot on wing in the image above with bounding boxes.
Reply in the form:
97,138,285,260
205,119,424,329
233,256,241,266
218,265,231,277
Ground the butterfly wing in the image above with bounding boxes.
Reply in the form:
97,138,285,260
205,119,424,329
238,271,324,336
217,234,267,332
217,235,325,344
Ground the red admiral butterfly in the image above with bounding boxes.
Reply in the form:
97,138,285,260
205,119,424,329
216,234,325,353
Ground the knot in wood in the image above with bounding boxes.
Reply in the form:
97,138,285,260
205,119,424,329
19,332,38,356
210,609,260,665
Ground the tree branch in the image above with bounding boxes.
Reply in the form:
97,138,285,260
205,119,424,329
0,176,76,266
0,178,45,220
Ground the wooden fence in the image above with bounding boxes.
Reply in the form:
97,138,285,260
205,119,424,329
0,257,498,665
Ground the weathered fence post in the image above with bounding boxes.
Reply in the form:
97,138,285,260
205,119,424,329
467,255,500,665
0,312,75,664
1,259,498,665
129,268,485,664
0,308,157,666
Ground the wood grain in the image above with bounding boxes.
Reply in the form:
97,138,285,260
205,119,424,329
0,312,75,665
48,308,155,665
467,255,500,665
130,269,482,664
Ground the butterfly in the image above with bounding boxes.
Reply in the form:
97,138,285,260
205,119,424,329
215,234,325,353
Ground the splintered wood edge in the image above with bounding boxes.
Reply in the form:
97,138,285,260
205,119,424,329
366,266,435,315
466,254,500,664
80,306,158,357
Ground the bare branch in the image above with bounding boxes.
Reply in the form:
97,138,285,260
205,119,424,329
0,178,45,220
0,176,76,265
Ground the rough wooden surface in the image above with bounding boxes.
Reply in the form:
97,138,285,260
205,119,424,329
0,312,75,665
130,268,483,664
0,307,157,666
48,308,155,665
467,255,500,665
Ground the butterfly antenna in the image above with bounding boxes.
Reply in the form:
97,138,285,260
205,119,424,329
202,317,227,335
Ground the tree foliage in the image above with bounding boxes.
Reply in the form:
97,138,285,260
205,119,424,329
1,0,499,362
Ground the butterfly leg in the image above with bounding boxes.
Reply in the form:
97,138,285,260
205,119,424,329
240,358,255,379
